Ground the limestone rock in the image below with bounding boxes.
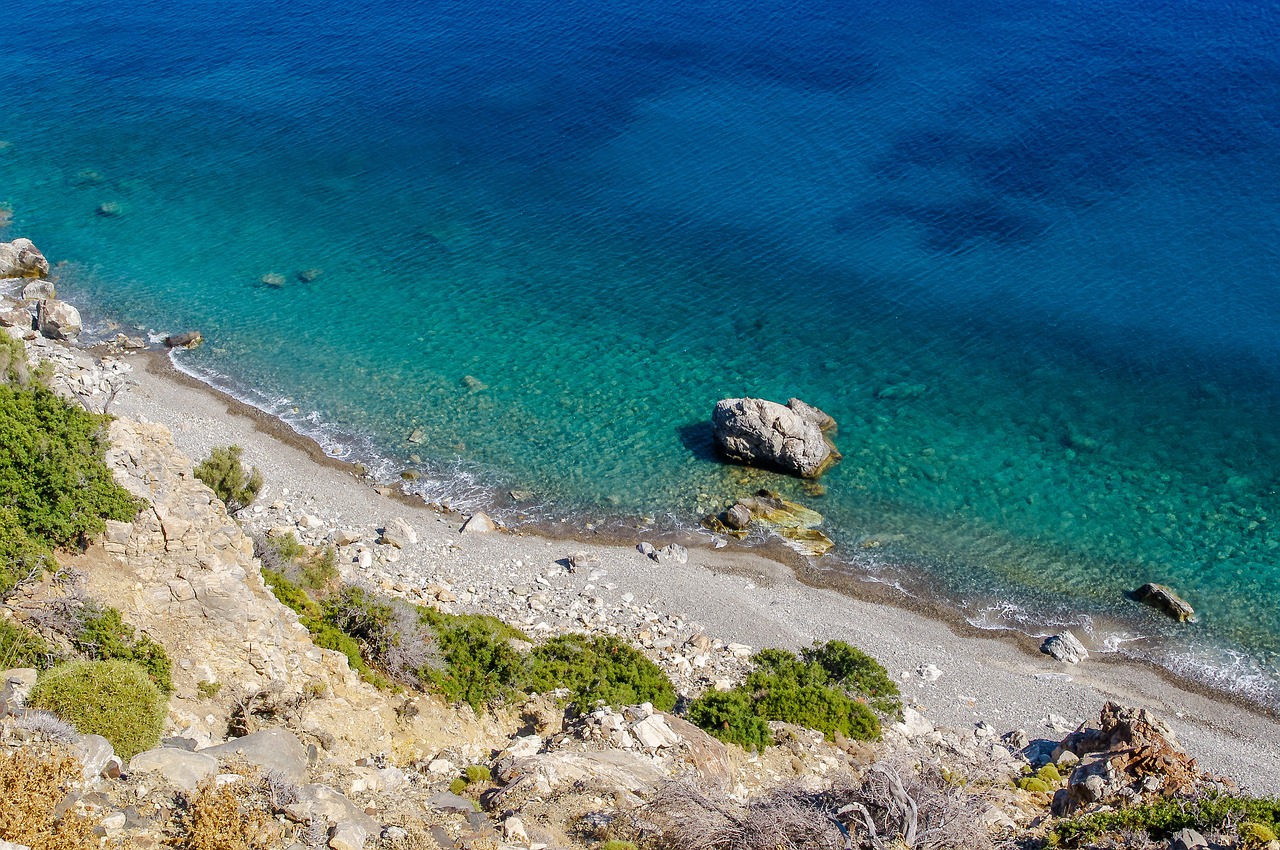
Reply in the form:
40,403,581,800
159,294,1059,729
1170,828,1209,850
327,822,367,850
20,280,54,301
721,503,752,530
1131,583,1195,622
129,748,219,791
494,749,665,805
36,299,81,340
461,511,497,534
286,785,379,835
657,543,688,564
0,238,49,278
380,517,417,548
74,735,116,783
1,669,38,707
200,727,308,782
711,397,840,478
1041,630,1089,664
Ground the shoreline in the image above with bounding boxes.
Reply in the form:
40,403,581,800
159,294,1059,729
107,343,1280,793
138,347,1280,725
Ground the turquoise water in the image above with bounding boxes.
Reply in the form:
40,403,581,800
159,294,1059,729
3,0,1280,703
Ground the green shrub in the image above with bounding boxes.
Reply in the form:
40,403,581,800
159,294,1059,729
28,659,166,760
688,642,890,749
269,531,305,563
1240,822,1278,849
0,332,29,386
1051,794,1280,847
73,606,172,694
802,640,902,715
0,618,54,669
423,614,526,711
685,689,771,751
527,634,676,713
299,546,338,590
448,777,468,795
303,618,392,690
1016,776,1052,793
0,382,141,595
261,568,320,618
193,445,263,514
464,764,491,783
196,681,222,700
599,842,638,850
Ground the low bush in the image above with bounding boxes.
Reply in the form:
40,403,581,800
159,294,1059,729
685,689,771,750
687,642,892,749
0,618,55,669
1050,794,1280,847
175,778,274,850
422,613,526,711
194,445,263,514
73,606,172,694
0,746,100,849
527,634,676,713
0,380,141,596
28,659,166,760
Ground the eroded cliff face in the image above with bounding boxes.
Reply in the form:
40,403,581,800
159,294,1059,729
83,415,508,764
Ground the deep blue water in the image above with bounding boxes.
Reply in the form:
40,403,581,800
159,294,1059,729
3,0,1280,703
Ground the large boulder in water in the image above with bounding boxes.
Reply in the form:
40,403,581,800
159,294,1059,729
1130,583,1195,623
711,397,840,478
0,238,50,279
37,299,81,340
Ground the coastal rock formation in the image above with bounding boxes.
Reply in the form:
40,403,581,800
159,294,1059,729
36,298,81,340
1131,582,1196,622
1053,702,1210,813
20,279,55,301
711,397,840,478
0,237,49,278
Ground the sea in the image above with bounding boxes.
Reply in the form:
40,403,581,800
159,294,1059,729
2,0,1279,707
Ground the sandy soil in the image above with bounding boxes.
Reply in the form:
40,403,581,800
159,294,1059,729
108,351,1280,794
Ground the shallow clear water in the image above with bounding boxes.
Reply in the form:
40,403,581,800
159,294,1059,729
3,0,1279,703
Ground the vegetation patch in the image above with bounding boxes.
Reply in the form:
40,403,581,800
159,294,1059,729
0,371,140,596
1050,794,1280,847
175,778,275,850
421,610,527,711
194,445,263,515
28,659,166,760
0,746,100,849
73,605,172,694
527,634,676,713
687,641,895,749
0,618,55,669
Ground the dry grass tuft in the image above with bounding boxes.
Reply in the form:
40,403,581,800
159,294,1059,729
173,778,278,850
0,747,100,850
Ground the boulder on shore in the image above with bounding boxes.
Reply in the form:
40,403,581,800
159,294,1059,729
37,299,81,340
1131,582,1195,623
1041,630,1088,664
711,397,839,478
0,237,50,278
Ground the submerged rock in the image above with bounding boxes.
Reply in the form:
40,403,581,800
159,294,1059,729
0,237,50,278
701,490,833,556
711,397,840,478
96,201,124,217
1131,582,1195,623
297,267,323,283
260,272,286,287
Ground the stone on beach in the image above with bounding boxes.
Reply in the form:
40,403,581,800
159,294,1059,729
0,237,50,278
380,517,417,548
1041,630,1089,664
461,511,497,534
711,396,840,478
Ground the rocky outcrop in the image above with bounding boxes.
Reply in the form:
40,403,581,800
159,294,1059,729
711,397,840,478
1052,702,1212,813
36,299,81,340
163,330,203,349
0,237,49,278
1131,582,1195,623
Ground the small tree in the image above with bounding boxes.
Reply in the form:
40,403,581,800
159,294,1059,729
194,445,263,514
